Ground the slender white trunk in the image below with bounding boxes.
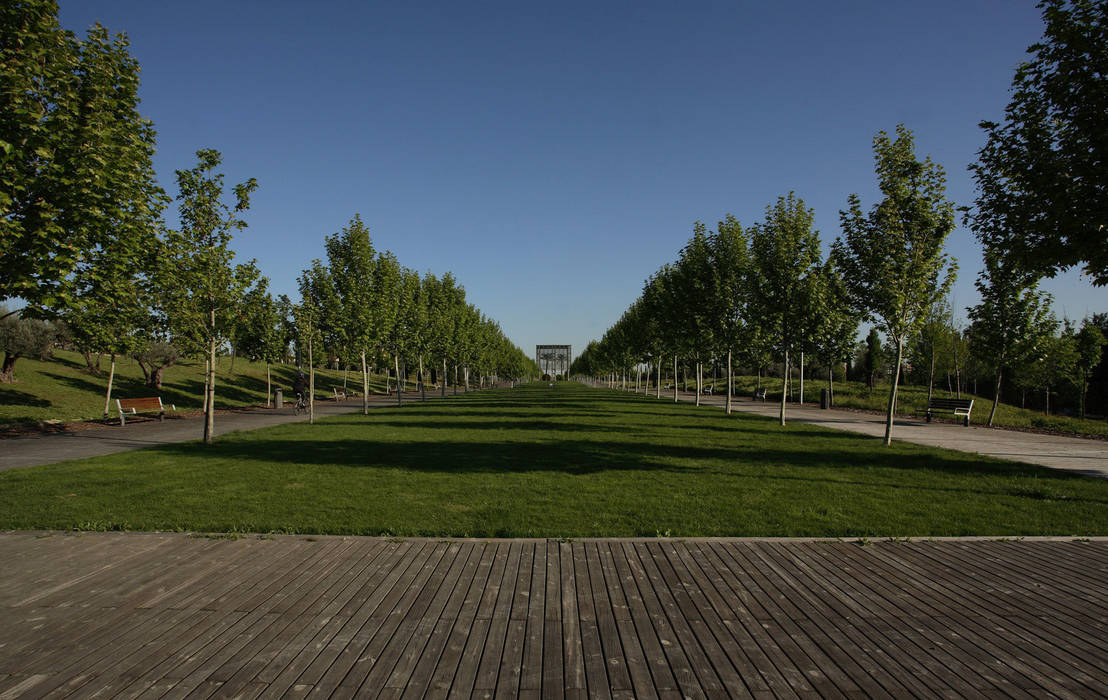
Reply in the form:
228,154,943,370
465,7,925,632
883,340,904,445
799,352,804,406
442,358,447,398
419,355,426,401
103,356,116,418
695,362,701,407
204,331,216,444
362,352,369,414
673,355,678,402
726,348,732,415
987,370,1001,426
266,362,272,408
395,354,402,406
779,349,788,426
308,335,315,424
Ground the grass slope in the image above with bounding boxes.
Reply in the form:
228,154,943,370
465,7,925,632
1,383,1104,537
0,349,419,425
674,374,1108,438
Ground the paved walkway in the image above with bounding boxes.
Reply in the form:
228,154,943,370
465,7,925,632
632,387,1108,479
0,391,457,472
1,532,1105,698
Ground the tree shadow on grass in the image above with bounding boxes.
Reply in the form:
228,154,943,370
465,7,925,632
0,388,52,409
143,430,1107,506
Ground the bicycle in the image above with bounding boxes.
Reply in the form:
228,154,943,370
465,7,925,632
294,392,307,415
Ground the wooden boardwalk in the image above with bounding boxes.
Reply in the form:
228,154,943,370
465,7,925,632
0,533,1105,699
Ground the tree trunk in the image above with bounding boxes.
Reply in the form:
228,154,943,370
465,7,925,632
442,358,447,398
395,354,402,406
204,332,216,445
673,355,678,403
266,362,272,408
927,344,936,405
1044,385,1050,415
726,348,733,415
362,352,369,414
799,352,804,405
229,346,236,376
695,362,701,407
308,335,315,424
656,361,661,399
454,364,459,395
779,349,788,426
419,355,426,402
103,356,116,418
82,350,98,373
150,365,165,390
828,354,834,406
883,340,904,446
1,353,19,382
987,370,1001,426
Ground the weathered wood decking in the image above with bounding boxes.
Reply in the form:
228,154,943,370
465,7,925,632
0,533,1105,698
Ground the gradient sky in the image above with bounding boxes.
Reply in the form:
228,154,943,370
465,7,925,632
59,1,1108,360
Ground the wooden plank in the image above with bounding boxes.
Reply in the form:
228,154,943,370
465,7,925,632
420,542,497,700
571,543,611,700
518,540,546,693
473,541,523,692
388,542,483,696
584,542,631,692
494,542,534,698
559,542,587,694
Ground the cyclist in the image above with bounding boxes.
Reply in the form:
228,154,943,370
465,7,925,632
292,372,309,412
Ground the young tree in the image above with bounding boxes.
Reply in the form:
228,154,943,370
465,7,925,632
1073,319,1106,419
161,149,258,444
809,258,859,406
324,214,378,413
708,215,751,414
0,311,56,382
967,255,1055,425
1,8,165,320
235,280,285,407
749,193,822,426
835,125,957,445
967,0,1108,285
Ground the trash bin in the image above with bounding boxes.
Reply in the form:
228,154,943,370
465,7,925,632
274,389,283,409
820,388,829,409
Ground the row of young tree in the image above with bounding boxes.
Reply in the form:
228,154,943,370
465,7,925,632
574,126,955,446
0,2,537,443
291,214,540,419
574,0,1108,441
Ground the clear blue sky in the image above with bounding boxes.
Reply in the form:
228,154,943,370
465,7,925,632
60,1,1108,360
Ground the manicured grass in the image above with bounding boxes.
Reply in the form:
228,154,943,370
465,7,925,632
689,374,1108,438
0,349,417,425
1,383,1105,537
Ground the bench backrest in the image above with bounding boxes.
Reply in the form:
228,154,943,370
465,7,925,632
117,397,163,412
927,398,973,410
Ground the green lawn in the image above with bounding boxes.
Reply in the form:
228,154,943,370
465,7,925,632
683,373,1108,438
2,382,1104,537
0,349,418,425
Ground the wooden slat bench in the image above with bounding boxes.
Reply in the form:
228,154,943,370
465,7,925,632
116,397,175,426
926,397,974,427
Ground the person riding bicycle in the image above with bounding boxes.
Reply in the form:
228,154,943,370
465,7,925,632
292,372,308,405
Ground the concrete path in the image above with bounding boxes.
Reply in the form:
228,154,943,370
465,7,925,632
0,391,457,472
644,387,1108,479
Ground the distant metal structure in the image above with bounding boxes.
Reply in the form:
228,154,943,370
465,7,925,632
536,345,572,378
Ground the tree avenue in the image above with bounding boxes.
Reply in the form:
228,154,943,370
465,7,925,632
1,1,537,433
